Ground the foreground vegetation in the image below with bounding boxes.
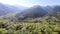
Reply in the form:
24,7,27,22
0,16,60,34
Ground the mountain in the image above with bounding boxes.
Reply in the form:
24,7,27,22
0,3,27,16
48,5,60,16
16,5,48,20
43,6,52,12
0,3,60,21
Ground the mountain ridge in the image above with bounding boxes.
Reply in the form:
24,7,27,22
0,3,27,16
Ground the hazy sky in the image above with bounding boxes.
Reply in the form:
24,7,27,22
0,0,60,7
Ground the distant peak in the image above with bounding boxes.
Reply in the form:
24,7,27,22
33,5,40,7
32,5,40,7
0,3,2,5
30,5,42,9
0,3,4,7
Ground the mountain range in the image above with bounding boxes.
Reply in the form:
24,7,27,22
0,3,27,16
0,3,60,20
